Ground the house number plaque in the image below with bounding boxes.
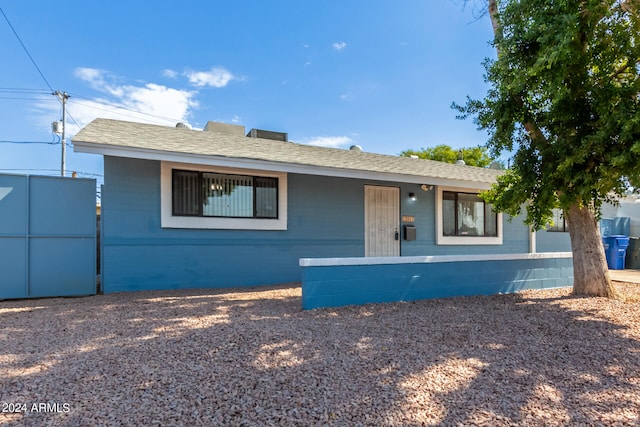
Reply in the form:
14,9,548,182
402,215,415,223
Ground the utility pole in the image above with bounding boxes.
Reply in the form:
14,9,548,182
53,91,69,177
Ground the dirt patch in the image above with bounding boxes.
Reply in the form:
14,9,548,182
1,282,639,426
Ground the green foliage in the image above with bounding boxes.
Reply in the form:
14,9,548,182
400,144,496,167
454,0,640,229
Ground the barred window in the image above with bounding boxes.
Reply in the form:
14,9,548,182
172,170,278,219
547,208,568,232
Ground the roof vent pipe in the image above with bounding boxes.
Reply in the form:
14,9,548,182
349,145,363,152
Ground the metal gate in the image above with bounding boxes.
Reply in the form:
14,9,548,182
0,174,96,299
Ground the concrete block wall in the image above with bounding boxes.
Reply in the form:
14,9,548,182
300,253,573,309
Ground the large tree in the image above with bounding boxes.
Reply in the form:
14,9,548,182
455,0,640,297
400,144,497,167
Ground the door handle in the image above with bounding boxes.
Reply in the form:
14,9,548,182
394,228,399,241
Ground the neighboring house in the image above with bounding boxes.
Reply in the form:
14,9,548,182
601,197,640,237
536,200,640,254
73,118,539,293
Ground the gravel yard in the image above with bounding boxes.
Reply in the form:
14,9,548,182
1,282,639,426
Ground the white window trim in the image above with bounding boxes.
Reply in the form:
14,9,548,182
161,161,287,230
435,185,503,245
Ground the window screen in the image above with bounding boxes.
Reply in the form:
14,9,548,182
172,170,278,219
172,170,201,216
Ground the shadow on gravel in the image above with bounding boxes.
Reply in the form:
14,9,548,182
0,284,639,426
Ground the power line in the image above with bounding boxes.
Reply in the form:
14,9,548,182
0,87,49,93
0,88,183,130
67,93,186,125
0,140,57,145
0,7,54,92
0,135,61,145
0,96,52,101
67,99,170,126
0,89,51,101
0,7,186,131
0,8,75,131
0,89,51,100
63,106,81,129
0,168,61,172
0,9,191,132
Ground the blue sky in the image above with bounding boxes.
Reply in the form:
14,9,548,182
0,1,496,190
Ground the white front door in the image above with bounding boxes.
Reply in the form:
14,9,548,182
364,185,400,257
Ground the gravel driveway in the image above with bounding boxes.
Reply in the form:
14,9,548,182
1,282,639,426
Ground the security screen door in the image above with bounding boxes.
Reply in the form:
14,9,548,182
364,185,400,257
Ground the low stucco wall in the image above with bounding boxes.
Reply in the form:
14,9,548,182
300,253,574,310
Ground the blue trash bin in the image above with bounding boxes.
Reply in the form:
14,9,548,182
603,235,630,270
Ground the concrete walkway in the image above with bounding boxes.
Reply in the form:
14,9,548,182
609,269,640,284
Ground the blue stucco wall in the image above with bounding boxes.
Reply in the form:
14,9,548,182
102,157,534,293
102,157,367,292
399,186,530,256
301,255,574,310
536,230,572,253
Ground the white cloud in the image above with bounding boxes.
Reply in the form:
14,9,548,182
35,65,239,140
120,83,197,122
332,42,347,51
303,136,353,148
36,67,199,137
74,67,103,82
163,69,178,79
184,67,235,88
74,67,124,97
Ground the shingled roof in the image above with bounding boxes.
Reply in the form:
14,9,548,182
73,118,501,188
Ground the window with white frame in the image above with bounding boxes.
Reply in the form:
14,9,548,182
436,186,502,245
172,170,278,219
442,191,498,237
161,162,287,230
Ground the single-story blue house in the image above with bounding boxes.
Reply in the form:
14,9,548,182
73,118,572,305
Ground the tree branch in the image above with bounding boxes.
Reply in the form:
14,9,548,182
610,59,640,80
488,0,501,42
488,0,549,145
621,0,637,14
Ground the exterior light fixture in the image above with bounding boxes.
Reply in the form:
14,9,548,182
409,192,417,201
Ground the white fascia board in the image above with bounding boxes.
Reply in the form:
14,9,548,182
74,142,494,190
299,252,574,267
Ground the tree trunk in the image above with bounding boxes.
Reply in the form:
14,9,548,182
486,1,617,299
485,1,619,298
566,203,618,298
488,0,500,40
